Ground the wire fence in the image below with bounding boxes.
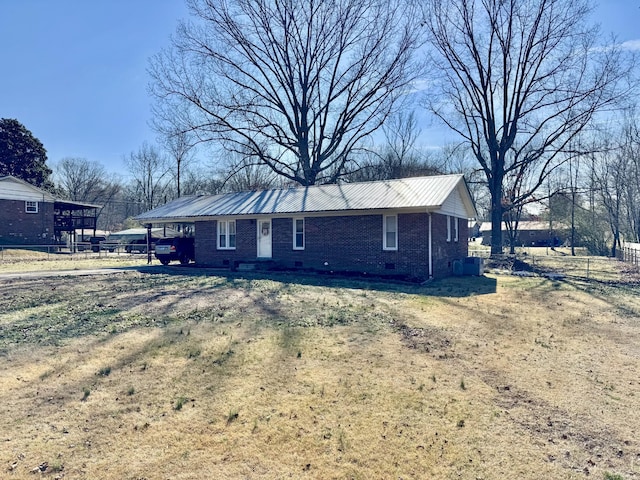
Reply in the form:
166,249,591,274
0,243,154,261
619,242,640,269
2,242,634,282
468,247,625,281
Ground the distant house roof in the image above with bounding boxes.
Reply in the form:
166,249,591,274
0,175,101,209
76,229,110,238
479,221,567,232
108,227,182,239
0,175,56,202
136,174,477,223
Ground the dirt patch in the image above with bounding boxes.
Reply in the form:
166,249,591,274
485,255,533,272
487,374,636,477
392,321,454,359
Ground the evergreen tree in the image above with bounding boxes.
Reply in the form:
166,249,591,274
0,118,53,189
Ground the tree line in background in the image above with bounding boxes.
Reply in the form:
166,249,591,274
2,0,639,255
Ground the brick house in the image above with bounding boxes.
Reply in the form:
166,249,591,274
0,175,100,246
136,174,477,280
479,220,568,247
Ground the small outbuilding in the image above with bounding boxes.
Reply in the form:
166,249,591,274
136,174,477,280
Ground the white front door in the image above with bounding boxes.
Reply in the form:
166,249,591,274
257,219,272,258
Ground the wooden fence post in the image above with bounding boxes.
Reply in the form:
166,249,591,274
621,243,640,269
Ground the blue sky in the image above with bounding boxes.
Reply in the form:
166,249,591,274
0,0,638,179
0,0,190,177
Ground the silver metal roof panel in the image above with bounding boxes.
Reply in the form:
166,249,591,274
136,174,475,222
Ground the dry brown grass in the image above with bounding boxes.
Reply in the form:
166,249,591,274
1,257,639,479
0,249,146,273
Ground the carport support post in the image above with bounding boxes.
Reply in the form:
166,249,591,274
428,213,433,279
146,224,152,264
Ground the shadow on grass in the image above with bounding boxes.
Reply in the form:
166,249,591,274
560,276,640,318
0,266,498,354
420,275,497,297
133,264,498,297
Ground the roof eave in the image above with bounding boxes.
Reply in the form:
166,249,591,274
54,199,103,210
137,206,443,223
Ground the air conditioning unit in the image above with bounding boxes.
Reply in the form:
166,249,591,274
452,259,463,276
463,256,484,276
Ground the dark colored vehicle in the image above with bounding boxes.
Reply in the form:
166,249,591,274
77,236,107,252
154,237,195,265
90,236,107,252
99,238,119,252
125,238,159,254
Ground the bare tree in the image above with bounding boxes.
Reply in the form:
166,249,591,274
379,110,445,179
54,157,120,204
125,143,172,212
579,113,640,255
161,129,196,198
345,110,445,181
149,0,423,186
381,111,422,178
424,0,632,254
53,157,122,230
222,155,282,192
593,147,625,257
180,166,224,196
619,111,640,243
565,152,581,256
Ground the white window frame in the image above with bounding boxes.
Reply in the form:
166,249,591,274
446,215,452,242
25,201,38,214
217,219,236,250
383,214,398,251
454,217,459,242
293,218,305,250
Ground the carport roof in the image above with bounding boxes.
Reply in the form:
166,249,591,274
135,174,477,222
55,199,102,210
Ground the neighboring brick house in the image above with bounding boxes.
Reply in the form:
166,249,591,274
479,221,569,247
136,174,477,280
0,175,99,246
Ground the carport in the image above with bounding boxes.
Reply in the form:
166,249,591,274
54,200,101,245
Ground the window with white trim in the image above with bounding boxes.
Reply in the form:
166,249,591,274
217,219,236,249
446,216,459,242
383,215,397,250
25,201,38,214
293,218,304,250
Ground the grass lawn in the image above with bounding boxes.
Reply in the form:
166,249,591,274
0,249,148,273
0,254,639,479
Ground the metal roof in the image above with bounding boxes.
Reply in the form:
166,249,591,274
0,175,56,202
55,199,102,210
136,174,476,222
108,227,182,239
1,176,102,209
479,221,567,232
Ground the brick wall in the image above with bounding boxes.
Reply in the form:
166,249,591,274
194,219,257,266
272,214,433,278
194,212,469,280
430,214,469,278
0,199,56,245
